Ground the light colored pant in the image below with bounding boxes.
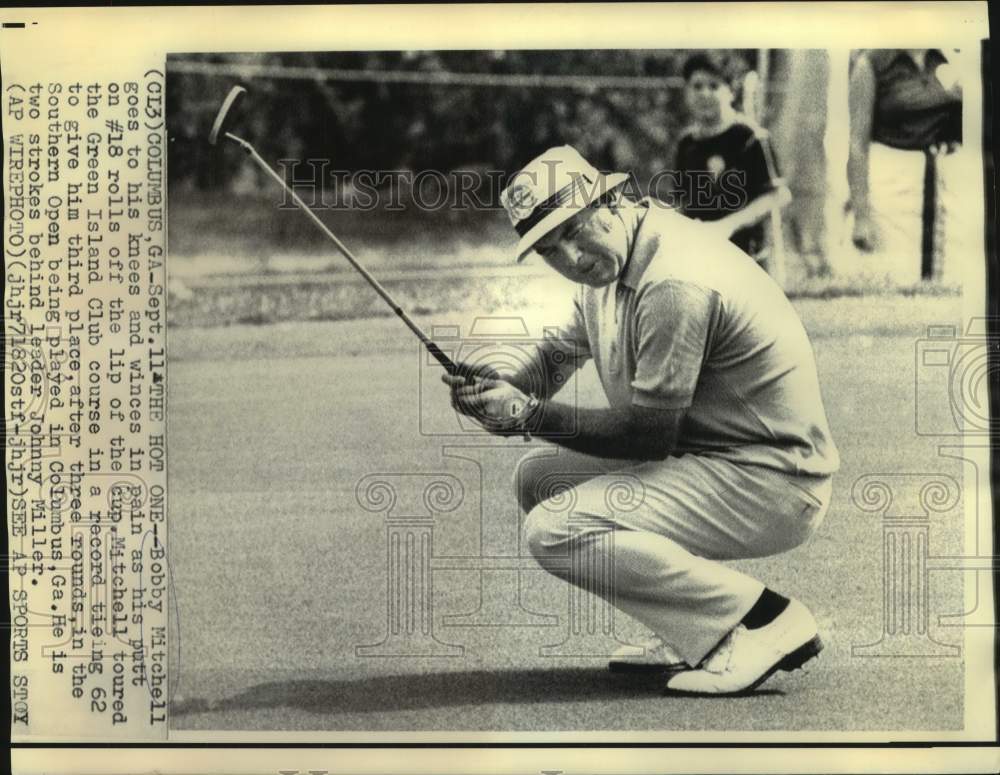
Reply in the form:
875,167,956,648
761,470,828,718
515,447,833,666
860,142,971,284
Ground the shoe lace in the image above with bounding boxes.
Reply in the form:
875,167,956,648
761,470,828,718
703,626,744,674
643,635,665,654
645,636,684,663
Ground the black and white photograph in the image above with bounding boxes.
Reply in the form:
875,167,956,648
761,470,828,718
164,41,991,734
2,3,997,774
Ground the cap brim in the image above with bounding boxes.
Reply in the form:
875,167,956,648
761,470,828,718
514,173,629,262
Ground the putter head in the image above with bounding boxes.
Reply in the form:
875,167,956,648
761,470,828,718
208,85,247,146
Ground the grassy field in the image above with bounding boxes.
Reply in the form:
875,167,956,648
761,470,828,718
164,294,983,735
169,189,516,274
168,190,962,329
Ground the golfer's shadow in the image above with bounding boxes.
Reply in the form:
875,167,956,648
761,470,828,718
172,667,782,716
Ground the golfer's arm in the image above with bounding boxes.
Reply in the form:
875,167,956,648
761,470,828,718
532,402,685,460
507,343,589,400
508,363,584,401
847,55,876,219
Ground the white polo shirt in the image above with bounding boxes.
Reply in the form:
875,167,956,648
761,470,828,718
535,199,839,478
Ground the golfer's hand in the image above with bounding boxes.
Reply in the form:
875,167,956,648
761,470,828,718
439,360,500,415
455,361,501,384
441,373,533,433
930,140,960,156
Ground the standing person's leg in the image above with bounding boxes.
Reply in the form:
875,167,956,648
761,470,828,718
521,453,832,689
934,144,975,285
866,143,925,283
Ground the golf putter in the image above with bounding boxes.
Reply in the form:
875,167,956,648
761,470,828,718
208,87,537,438
207,85,462,377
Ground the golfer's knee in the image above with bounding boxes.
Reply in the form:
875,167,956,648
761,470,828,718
522,503,570,566
514,472,536,515
513,454,548,514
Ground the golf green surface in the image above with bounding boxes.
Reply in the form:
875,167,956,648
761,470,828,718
166,295,980,735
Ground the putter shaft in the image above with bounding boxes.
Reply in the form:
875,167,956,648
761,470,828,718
226,132,460,375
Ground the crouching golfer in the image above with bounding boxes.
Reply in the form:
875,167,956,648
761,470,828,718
442,146,839,695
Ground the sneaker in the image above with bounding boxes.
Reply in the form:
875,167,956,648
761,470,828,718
664,598,823,695
609,636,689,674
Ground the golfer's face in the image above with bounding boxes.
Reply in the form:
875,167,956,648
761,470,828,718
533,207,626,287
685,70,732,122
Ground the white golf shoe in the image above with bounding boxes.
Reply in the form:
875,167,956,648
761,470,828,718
609,636,689,673
664,598,823,695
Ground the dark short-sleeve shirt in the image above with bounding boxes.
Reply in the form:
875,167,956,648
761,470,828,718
866,49,962,150
671,121,781,257
534,200,840,477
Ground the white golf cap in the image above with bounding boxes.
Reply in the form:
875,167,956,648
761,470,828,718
500,145,629,262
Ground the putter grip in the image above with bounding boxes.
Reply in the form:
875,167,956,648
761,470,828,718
425,341,459,375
